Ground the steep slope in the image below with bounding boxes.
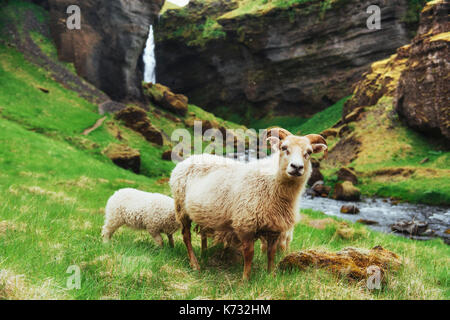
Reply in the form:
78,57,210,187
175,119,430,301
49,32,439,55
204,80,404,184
0,0,244,178
156,0,424,122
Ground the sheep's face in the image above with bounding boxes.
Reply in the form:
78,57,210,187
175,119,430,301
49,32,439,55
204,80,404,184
269,135,327,179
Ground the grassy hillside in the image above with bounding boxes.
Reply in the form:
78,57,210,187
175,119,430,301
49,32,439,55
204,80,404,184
250,96,350,135
0,119,448,299
0,0,448,300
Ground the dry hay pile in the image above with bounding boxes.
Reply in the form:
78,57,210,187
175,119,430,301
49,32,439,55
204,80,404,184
278,246,401,281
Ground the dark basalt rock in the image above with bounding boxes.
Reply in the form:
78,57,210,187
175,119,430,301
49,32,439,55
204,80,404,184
47,0,163,102
307,158,324,187
344,1,449,143
395,0,450,142
156,0,412,120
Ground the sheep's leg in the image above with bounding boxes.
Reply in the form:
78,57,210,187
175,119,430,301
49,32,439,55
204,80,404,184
167,234,174,248
201,233,208,256
151,232,164,247
182,219,200,271
266,232,280,273
241,236,255,281
101,220,123,242
278,232,288,252
260,237,268,253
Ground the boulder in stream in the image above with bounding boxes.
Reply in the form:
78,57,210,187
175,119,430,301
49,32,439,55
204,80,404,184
357,219,378,226
311,181,331,197
391,220,431,236
340,205,360,214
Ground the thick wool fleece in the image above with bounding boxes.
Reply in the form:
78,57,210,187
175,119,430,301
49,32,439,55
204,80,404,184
170,152,310,238
102,188,180,246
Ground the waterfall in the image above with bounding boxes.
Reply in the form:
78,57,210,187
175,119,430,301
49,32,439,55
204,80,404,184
143,25,156,84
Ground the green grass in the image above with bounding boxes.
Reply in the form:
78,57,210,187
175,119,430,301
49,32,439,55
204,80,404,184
0,119,448,299
250,96,349,134
0,0,448,300
293,96,349,134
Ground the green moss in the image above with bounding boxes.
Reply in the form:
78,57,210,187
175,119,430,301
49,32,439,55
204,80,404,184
187,17,227,47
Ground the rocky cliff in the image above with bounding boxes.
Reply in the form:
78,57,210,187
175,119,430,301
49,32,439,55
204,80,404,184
395,0,449,142
155,0,418,121
45,0,164,102
344,0,449,143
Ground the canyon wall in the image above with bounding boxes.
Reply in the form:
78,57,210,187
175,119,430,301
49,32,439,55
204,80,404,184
46,0,164,102
156,0,416,121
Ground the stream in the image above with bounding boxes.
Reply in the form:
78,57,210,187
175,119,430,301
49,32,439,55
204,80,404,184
300,195,450,243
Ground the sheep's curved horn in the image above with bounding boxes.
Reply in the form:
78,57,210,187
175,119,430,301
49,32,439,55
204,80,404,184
266,127,293,140
305,134,328,158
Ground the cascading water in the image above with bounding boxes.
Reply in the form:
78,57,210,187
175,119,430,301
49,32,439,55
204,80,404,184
143,25,156,84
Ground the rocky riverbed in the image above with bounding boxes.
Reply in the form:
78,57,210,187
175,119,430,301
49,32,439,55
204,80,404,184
300,195,450,244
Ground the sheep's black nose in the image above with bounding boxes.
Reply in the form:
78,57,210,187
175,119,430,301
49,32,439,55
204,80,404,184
290,163,303,170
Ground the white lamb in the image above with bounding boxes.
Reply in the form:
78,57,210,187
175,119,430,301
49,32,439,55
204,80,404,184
170,128,327,280
102,188,180,247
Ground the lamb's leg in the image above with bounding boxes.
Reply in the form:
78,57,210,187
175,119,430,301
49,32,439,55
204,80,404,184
151,232,164,247
201,233,208,256
181,219,200,270
167,234,174,248
266,232,280,273
241,236,255,281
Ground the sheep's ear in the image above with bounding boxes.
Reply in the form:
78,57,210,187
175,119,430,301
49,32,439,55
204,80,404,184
267,137,280,151
305,134,328,158
312,143,327,154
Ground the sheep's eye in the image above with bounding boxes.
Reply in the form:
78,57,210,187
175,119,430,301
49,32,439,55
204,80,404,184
281,146,288,152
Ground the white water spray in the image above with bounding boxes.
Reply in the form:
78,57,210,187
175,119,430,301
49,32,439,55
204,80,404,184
143,25,156,84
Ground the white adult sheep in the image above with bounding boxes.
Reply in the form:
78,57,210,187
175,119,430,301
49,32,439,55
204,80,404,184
102,188,180,247
169,128,327,280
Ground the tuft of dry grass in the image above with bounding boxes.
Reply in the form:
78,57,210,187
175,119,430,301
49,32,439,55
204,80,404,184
0,269,65,300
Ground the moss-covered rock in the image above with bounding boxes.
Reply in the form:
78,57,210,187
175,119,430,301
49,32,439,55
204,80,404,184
278,246,402,281
104,144,141,173
143,83,188,116
115,106,163,145
333,181,361,201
